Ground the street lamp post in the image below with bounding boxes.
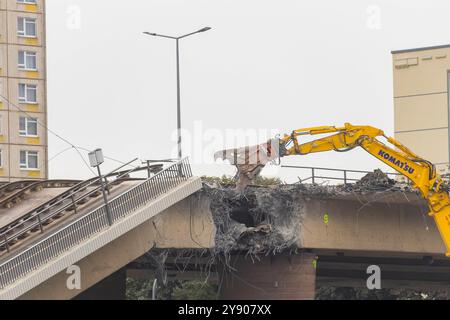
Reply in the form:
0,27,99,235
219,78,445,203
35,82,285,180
143,27,211,160
89,148,113,226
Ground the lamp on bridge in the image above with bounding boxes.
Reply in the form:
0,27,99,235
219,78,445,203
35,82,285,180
88,148,104,167
89,149,113,226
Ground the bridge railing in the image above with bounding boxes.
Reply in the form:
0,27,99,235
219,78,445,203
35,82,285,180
0,158,192,290
282,165,403,185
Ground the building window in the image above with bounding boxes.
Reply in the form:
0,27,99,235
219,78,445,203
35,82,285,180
19,117,38,136
0,150,3,168
17,17,37,38
20,150,38,170
18,51,37,70
17,0,37,4
18,83,37,103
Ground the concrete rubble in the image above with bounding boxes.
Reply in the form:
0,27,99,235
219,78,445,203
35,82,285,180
203,184,305,257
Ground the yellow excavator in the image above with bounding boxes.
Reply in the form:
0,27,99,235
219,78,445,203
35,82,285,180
216,123,450,256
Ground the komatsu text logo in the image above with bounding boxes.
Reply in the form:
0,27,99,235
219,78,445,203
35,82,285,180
378,150,415,174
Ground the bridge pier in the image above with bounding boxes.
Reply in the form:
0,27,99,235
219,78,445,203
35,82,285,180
219,252,317,300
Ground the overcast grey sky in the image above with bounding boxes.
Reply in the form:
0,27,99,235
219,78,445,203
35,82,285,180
45,0,450,181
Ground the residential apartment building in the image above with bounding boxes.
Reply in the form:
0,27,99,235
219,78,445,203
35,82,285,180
392,44,450,175
0,0,48,181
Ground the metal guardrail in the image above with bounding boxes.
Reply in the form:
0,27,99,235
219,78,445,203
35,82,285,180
282,165,402,185
0,180,81,209
0,181,40,199
0,158,192,289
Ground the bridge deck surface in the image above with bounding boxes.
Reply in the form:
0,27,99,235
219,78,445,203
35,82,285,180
0,187,71,229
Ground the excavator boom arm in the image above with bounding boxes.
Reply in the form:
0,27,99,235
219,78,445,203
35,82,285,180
278,123,450,255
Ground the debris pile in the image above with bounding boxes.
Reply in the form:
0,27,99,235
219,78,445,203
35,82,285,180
340,169,405,192
354,169,396,189
339,169,415,194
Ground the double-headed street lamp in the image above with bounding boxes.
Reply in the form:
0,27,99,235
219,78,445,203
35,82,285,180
143,27,212,160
